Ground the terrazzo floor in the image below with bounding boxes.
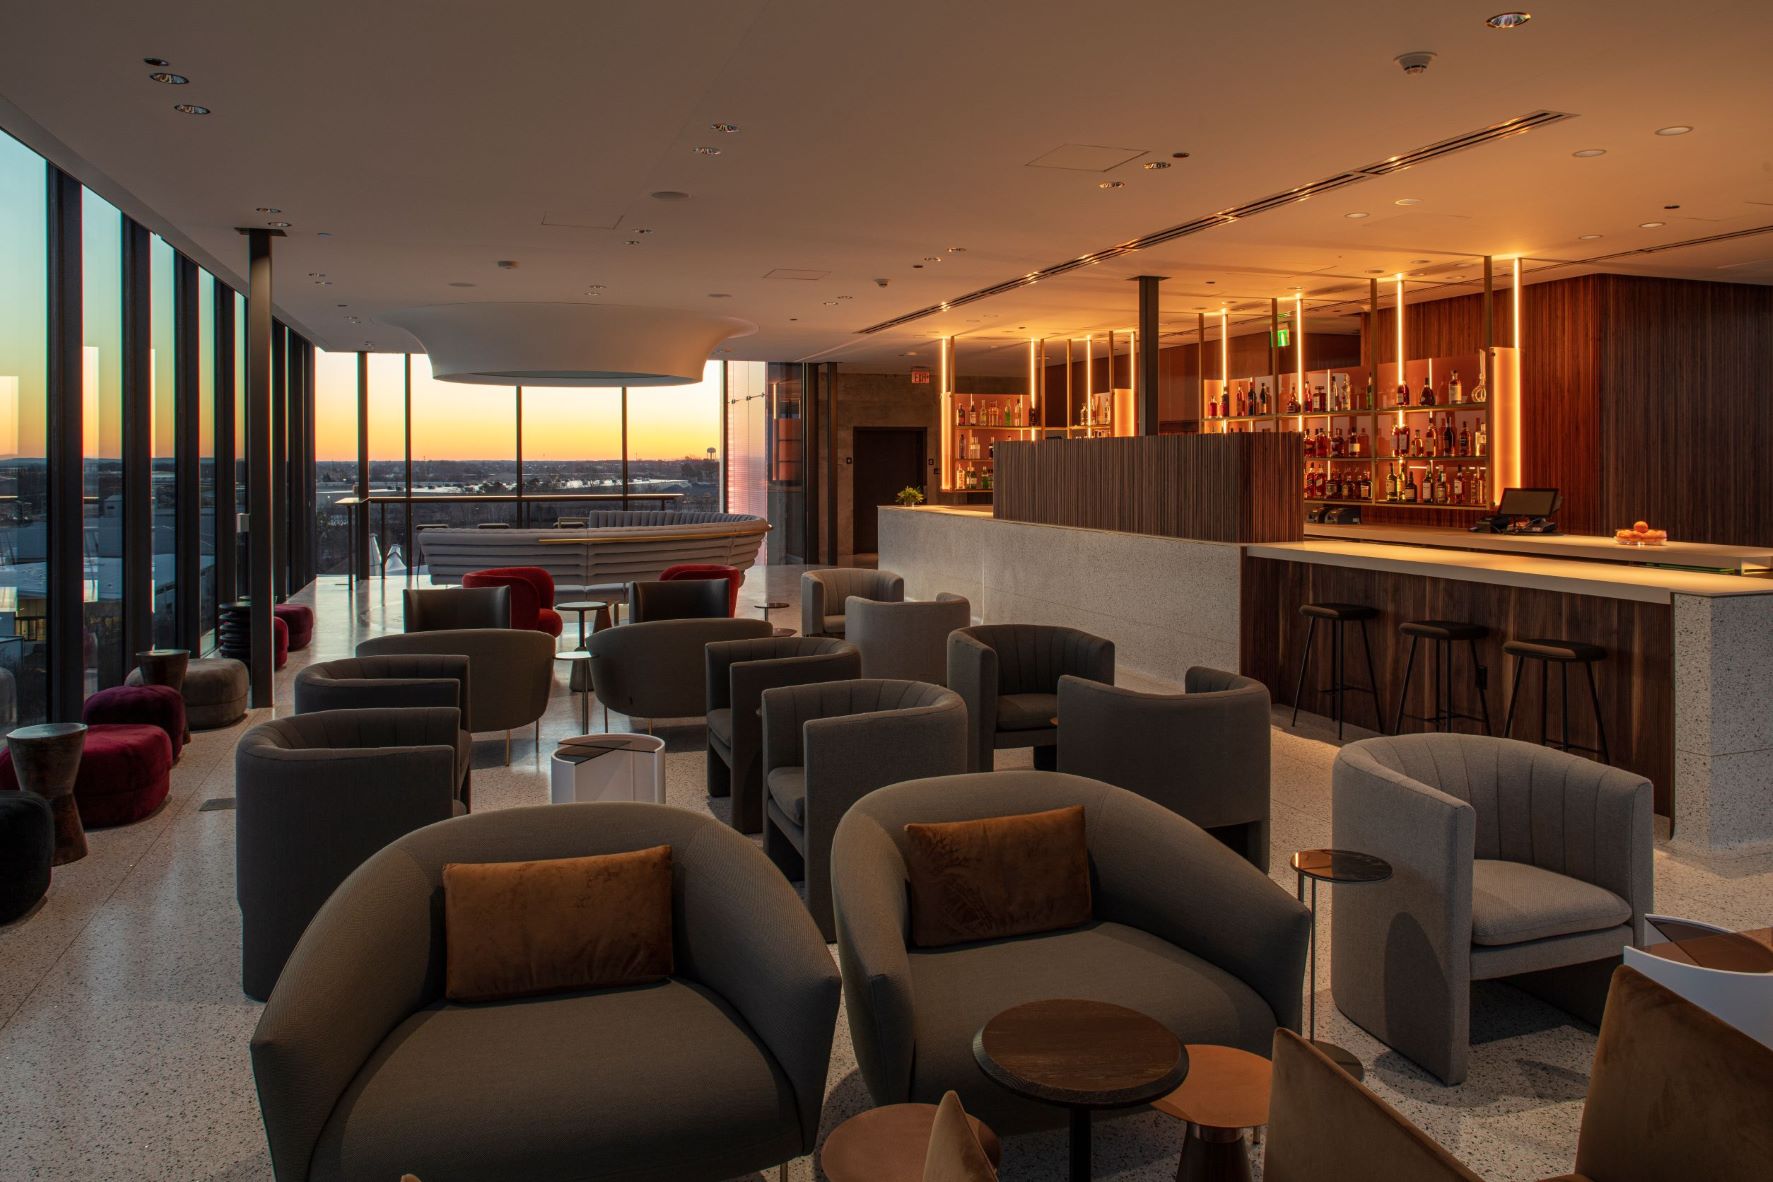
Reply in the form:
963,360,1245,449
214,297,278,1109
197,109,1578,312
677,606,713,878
2,562,1769,1182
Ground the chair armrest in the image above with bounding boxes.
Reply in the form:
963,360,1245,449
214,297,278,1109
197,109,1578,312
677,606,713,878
830,810,918,1102
800,574,829,637
802,706,968,841
761,686,809,774
308,706,464,751
946,631,997,772
1058,631,1115,683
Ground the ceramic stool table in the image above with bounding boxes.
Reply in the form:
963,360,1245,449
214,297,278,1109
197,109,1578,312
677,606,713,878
134,648,190,692
7,723,89,865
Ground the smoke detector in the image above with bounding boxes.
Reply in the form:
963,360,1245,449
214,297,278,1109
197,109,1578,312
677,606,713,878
1395,51,1436,75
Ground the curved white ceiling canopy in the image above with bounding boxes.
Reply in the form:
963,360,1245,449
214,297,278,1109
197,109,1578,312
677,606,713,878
383,302,756,386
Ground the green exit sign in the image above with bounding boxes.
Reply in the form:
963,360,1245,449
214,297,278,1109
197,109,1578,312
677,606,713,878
1273,327,1290,348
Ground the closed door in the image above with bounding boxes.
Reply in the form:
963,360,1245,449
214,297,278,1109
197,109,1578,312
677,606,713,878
851,428,925,554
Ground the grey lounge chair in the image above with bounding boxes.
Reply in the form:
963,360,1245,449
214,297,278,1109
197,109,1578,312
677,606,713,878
844,594,971,684
760,679,967,940
250,803,839,1182
628,578,730,622
588,616,772,731
355,628,555,765
403,585,510,632
801,568,904,637
1331,733,1653,1085
947,624,1114,772
705,636,860,835
293,654,474,806
235,707,465,1001
1056,667,1272,870
832,770,1309,1131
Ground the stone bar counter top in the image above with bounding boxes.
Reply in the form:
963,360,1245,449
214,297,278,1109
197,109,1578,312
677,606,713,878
1303,521,1773,575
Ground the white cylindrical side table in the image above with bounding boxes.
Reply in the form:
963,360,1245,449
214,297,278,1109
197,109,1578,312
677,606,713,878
549,734,667,805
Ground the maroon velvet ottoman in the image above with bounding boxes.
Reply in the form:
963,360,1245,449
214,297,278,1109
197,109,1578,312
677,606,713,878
82,684,188,762
273,615,289,671
273,603,314,652
0,723,173,828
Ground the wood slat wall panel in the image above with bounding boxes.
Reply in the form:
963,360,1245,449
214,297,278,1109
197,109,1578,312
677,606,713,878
994,434,1304,543
1240,554,1674,817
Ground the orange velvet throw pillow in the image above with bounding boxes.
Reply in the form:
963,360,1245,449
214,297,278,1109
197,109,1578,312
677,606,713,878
903,806,1091,948
442,846,674,1003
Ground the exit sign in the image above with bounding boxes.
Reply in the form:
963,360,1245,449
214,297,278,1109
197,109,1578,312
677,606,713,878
1273,328,1291,348
910,366,931,384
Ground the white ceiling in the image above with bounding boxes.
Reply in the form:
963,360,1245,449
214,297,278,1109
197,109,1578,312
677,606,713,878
4,0,1770,371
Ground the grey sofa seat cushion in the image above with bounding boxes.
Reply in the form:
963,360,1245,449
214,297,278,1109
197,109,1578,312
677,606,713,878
908,921,1276,1130
707,707,734,747
1470,859,1631,946
996,692,1058,731
768,767,807,827
311,979,800,1182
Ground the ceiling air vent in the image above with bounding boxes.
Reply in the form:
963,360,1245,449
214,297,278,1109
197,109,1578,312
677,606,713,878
1583,222,1773,262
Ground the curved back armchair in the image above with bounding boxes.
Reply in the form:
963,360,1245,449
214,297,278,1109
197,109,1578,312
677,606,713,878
660,563,743,615
704,635,860,834
462,566,562,637
845,594,971,684
831,770,1307,1130
588,616,772,726
947,624,1114,771
250,803,840,1182
760,678,967,939
1331,733,1652,1084
801,568,904,637
628,577,730,623
294,654,473,805
403,586,510,633
1056,666,1271,870
235,707,464,1000
355,628,555,758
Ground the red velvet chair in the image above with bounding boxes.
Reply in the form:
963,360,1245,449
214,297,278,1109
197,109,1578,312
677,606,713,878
659,564,743,617
273,602,315,651
462,566,564,637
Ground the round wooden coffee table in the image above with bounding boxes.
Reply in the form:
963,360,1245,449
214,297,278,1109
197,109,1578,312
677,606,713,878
1153,1044,1272,1181
820,1101,1002,1181
7,723,89,865
974,998,1187,1182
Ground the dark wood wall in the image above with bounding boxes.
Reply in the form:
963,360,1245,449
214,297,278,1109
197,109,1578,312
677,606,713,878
995,434,1304,544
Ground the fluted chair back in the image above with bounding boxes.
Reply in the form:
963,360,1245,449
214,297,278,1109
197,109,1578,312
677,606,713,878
947,624,1114,771
801,568,904,637
628,577,730,623
846,594,971,684
403,585,510,632
589,616,773,723
356,628,555,735
660,563,743,615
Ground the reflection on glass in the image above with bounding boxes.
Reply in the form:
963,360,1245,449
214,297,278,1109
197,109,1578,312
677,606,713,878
724,362,767,519
0,132,47,729
626,361,721,512
150,235,177,646
82,189,125,694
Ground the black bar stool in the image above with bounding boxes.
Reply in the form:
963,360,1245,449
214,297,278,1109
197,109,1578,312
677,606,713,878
1291,603,1385,740
1393,620,1493,736
1502,638,1609,762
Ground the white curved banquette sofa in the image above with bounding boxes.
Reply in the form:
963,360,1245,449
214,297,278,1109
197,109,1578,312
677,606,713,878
417,511,768,589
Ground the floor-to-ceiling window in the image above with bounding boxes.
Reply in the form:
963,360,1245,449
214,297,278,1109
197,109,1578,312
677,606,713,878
312,349,358,575
232,291,247,599
627,361,722,512
366,353,407,570
724,361,767,519
197,269,218,647
149,235,177,646
81,189,125,694
409,355,516,527
522,385,622,525
0,132,48,730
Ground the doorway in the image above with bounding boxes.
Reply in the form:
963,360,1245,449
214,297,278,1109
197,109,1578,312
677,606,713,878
851,427,926,556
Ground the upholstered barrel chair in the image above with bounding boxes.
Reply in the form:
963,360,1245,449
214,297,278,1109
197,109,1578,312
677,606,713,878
294,654,474,806
831,771,1309,1131
628,578,730,623
1056,667,1272,870
659,563,743,616
587,617,772,730
250,803,840,1182
462,566,563,637
845,594,971,685
403,586,511,633
947,624,1114,772
355,629,555,765
760,678,968,939
801,568,904,638
1331,733,1653,1085
704,635,860,834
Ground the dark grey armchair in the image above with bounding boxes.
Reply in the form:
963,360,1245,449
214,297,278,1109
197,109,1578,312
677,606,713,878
250,803,841,1182
947,624,1114,772
845,594,971,684
235,707,465,1001
1332,733,1653,1085
832,771,1309,1131
293,654,473,806
1056,667,1272,870
403,585,510,632
628,578,728,623
588,617,772,730
760,679,967,940
801,568,904,638
705,635,860,835
355,628,556,765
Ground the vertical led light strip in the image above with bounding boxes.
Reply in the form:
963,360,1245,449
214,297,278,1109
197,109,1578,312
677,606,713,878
1507,257,1524,490
939,335,953,490
1395,276,1407,437
1127,327,1136,436
1028,338,1038,421
1084,335,1094,429
1219,309,1229,433
1294,293,1305,430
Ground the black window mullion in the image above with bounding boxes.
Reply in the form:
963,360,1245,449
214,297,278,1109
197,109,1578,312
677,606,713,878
173,254,200,651
45,167,84,720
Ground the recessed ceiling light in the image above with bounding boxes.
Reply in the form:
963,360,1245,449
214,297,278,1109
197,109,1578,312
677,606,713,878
650,190,690,201
632,228,654,235
1098,180,1125,190
948,246,966,253
143,57,171,67
1410,258,1431,264
692,146,722,156
315,231,333,238
1577,234,1602,241
1345,211,1370,219
710,121,740,133
1366,268,1386,274
822,300,839,307
585,284,606,290
148,71,189,85
1655,125,1693,136
1485,12,1532,29
1572,148,1607,158
922,256,941,262
258,207,283,214
448,282,476,288
625,239,642,246
707,292,731,298
1639,221,1665,228
173,103,210,115
267,220,291,228
1394,198,1423,206
1143,161,1171,171
1663,203,1681,210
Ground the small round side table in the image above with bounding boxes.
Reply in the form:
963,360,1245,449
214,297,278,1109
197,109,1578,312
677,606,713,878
820,1101,1003,1182
8,722,90,865
1290,848,1392,1081
1153,1044,1272,1182
553,651,595,733
555,600,603,649
135,648,191,692
753,600,795,637
975,998,1187,1182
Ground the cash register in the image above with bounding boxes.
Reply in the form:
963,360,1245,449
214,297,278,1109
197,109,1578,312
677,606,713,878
1471,487,1561,534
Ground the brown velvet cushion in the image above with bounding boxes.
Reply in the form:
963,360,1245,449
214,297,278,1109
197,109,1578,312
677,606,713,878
442,846,673,1003
903,805,1090,948
923,1090,997,1182
1264,1029,1485,1182
1569,966,1773,1182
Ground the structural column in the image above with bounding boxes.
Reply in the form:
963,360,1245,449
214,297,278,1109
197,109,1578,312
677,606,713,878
239,227,281,707
122,223,153,666
1135,276,1161,434
174,256,201,650
45,169,83,721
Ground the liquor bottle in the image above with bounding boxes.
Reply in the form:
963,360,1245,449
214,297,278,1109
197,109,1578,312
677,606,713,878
1448,369,1463,403
1452,469,1465,503
1397,382,1411,407
1365,373,1376,410
1331,428,1344,458
1402,471,1418,503
1441,413,1454,456
1474,420,1488,457
1473,468,1487,507
1457,422,1470,456
1358,472,1372,500
1472,369,1488,403
1207,394,1217,419
983,468,993,491
1385,465,1399,501
1315,385,1327,413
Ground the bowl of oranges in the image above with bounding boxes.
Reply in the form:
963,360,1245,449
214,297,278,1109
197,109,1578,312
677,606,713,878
1614,520,1668,547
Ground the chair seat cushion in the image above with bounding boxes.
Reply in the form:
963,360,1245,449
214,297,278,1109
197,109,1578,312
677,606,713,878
995,693,1058,732
1502,638,1606,663
1470,859,1631,946
1400,619,1487,642
908,921,1276,1131
706,707,734,748
767,766,806,827
311,980,801,1182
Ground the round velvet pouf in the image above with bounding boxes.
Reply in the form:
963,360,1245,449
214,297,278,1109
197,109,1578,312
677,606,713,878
128,657,248,730
0,724,173,829
272,602,315,652
0,791,54,921
82,683,188,762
